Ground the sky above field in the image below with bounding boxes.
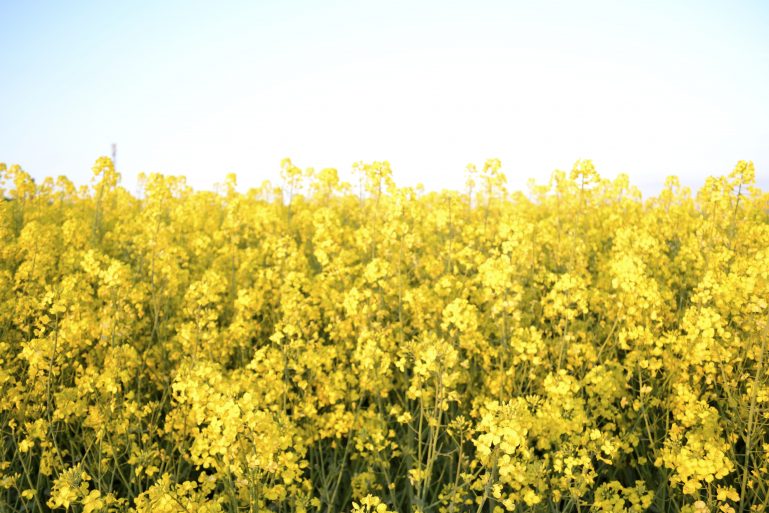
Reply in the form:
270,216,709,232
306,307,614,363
1,0,768,195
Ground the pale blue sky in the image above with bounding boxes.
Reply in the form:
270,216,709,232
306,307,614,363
1,0,768,195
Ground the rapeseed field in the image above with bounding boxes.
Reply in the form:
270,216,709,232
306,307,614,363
0,158,767,513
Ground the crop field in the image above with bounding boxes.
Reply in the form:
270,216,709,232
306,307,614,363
0,158,767,513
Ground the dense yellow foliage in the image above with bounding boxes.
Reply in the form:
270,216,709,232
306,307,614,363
0,157,768,513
